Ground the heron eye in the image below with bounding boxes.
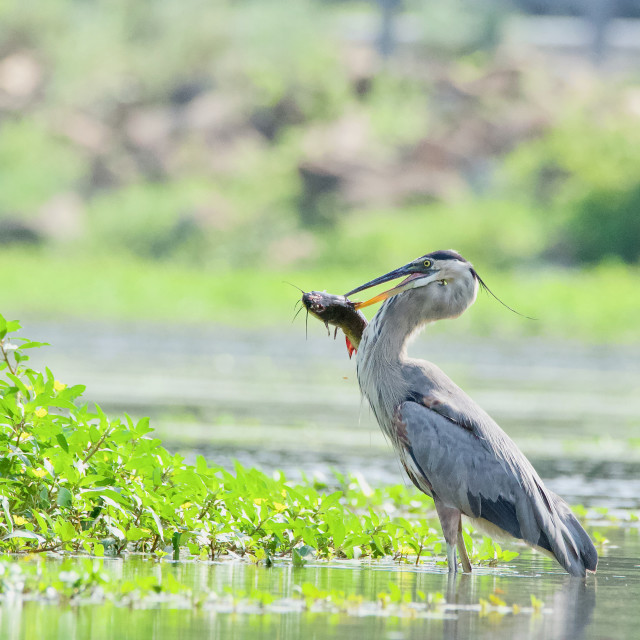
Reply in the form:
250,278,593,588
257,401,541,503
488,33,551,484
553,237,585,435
423,259,432,268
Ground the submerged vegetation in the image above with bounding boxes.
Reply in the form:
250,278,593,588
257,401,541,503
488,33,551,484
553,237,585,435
0,554,549,618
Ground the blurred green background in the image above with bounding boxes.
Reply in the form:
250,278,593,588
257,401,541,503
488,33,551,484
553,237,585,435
1,0,639,341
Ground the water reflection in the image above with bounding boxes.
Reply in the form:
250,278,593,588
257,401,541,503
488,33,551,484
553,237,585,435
440,575,596,640
18,547,640,640
0,567,601,640
548,578,596,640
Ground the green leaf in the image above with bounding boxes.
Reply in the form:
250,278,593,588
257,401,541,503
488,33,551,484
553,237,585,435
78,475,106,488
57,385,86,402
56,487,73,508
331,518,346,549
6,373,30,396
56,434,69,453
3,530,45,544
135,416,151,435
81,488,127,505
56,520,77,542
146,506,164,540
196,455,208,475
34,511,49,534
107,525,125,541
301,527,317,547
292,548,306,567
1,496,12,533
172,531,182,560
18,341,50,350
126,527,150,542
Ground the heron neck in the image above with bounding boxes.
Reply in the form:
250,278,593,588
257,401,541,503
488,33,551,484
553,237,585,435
356,296,431,429
364,296,433,363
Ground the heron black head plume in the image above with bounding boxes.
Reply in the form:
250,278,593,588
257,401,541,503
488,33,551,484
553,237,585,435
471,269,536,320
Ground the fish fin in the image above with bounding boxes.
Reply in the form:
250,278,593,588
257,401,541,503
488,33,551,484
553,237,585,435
346,336,357,359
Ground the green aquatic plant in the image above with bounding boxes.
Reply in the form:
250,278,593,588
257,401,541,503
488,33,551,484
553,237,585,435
0,316,519,566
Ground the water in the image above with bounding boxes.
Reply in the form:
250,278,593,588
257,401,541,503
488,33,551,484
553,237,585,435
23,320,640,508
24,320,640,444
10,320,640,639
4,528,639,639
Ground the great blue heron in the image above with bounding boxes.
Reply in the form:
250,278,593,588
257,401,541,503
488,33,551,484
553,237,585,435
344,249,598,576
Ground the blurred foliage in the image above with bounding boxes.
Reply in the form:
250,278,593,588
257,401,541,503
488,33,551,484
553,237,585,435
567,185,640,264
0,0,227,104
221,1,352,119
318,199,546,270
504,112,640,264
87,180,215,261
0,0,639,335
0,119,82,214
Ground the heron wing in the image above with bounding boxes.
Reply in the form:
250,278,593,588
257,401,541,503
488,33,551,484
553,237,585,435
397,399,597,576
402,360,502,438
402,360,558,479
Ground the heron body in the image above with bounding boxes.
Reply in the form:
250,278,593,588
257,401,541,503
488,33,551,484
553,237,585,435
347,250,597,576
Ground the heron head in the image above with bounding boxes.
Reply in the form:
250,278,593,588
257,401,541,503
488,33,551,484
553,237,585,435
346,250,479,318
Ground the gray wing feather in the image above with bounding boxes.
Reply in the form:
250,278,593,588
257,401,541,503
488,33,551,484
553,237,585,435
399,400,597,576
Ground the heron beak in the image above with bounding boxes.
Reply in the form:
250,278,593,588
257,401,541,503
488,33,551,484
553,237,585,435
346,265,438,310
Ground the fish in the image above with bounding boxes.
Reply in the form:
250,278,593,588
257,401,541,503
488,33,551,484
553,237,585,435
301,291,367,358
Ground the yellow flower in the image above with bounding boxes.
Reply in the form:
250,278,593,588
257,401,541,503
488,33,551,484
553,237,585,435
53,380,67,392
35,408,47,418
253,498,266,506
33,468,47,478
13,516,28,526
18,432,31,442
489,593,506,607
530,594,544,612
180,502,193,509
273,502,286,512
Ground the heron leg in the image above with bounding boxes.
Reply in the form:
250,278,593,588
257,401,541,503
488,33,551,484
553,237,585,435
457,530,472,573
446,543,458,573
434,498,464,573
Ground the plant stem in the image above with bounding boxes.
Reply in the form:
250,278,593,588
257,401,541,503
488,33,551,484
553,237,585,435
0,340,16,376
82,428,112,464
